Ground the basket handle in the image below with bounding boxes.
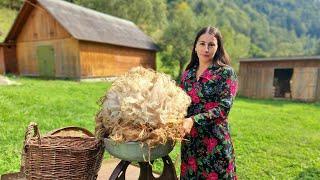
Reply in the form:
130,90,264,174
21,122,41,173
46,126,94,137
24,122,41,145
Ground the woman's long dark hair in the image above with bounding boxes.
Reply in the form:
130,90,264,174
185,26,231,70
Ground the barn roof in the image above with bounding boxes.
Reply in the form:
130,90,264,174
4,0,158,51
240,56,320,62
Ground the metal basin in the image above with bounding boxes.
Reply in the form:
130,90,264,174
104,138,175,162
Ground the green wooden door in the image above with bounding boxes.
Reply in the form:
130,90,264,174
37,45,55,77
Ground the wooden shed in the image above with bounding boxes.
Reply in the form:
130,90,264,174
239,56,320,102
3,0,158,79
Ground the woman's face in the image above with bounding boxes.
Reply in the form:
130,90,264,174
195,33,218,64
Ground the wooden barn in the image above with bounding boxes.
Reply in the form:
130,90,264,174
2,0,158,79
239,56,320,102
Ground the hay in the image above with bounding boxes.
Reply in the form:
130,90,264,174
95,67,191,147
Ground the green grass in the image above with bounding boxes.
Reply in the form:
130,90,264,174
0,76,111,174
0,8,17,42
231,97,320,179
0,77,319,179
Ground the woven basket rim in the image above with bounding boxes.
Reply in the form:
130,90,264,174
26,136,102,150
25,143,102,150
43,135,97,139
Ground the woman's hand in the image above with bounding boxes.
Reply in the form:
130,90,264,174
183,117,194,135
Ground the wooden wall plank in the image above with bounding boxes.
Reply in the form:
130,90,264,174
258,68,274,99
266,68,275,98
3,46,18,74
317,68,320,101
291,67,318,101
0,47,4,74
238,63,245,96
17,38,79,78
239,60,320,101
79,41,156,78
16,3,71,43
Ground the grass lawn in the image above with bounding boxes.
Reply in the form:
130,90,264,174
0,76,319,179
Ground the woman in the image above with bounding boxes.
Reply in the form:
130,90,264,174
180,26,238,180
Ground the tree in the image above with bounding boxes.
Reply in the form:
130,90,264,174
204,24,251,72
160,2,197,79
0,0,22,10
248,44,268,58
74,0,168,39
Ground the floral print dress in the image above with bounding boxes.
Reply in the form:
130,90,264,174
180,64,238,180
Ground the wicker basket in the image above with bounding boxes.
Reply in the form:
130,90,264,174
22,122,104,180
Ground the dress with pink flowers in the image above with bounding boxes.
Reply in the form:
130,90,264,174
180,64,238,180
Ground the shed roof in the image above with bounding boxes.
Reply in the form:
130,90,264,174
240,56,320,62
5,0,158,51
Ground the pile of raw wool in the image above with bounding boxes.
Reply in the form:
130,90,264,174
96,67,191,147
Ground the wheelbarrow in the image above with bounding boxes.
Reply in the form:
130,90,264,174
104,138,178,180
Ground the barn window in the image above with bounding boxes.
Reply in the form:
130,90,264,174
273,68,293,98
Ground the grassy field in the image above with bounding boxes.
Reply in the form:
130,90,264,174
0,76,319,179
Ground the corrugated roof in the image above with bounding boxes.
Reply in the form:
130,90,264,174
239,56,320,62
5,0,158,51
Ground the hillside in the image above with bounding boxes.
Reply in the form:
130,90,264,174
0,8,17,42
234,0,320,38
1,0,319,54
185,0,320,57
